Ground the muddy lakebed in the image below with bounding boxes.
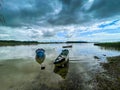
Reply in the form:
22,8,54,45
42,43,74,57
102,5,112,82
0,43,120,90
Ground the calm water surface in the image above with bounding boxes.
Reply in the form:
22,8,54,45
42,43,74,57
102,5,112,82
0,43,119,60
0,43,120,90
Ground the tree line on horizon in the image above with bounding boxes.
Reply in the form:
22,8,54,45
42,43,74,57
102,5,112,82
0,40,39,46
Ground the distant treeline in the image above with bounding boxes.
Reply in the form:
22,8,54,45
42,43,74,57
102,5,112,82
0,40,66,46
66,41,88,43
0,40,39,46
39,42,65,44
0,40,89,46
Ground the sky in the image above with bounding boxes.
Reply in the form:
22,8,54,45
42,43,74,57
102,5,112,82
0,0,120,42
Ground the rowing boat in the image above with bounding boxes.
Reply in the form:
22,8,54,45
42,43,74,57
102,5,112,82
35,48,45,64
62,45,72,48
54,49,69,66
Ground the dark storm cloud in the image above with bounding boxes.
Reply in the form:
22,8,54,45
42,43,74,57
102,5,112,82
48,0,120,25
48,0,86,25
88,0,120,18
0,0,120,26
0,0,55,26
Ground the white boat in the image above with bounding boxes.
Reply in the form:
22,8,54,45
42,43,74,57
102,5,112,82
62,45,72,48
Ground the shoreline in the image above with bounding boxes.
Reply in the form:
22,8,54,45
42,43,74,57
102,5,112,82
0,40,89,46
92,55,120,90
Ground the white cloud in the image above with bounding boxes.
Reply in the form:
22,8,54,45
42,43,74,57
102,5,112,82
0,16,120,42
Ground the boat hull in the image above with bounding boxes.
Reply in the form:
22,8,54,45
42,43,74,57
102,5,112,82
35,55,45,64
62,45,72,48
35,48,45,64
54,49,69,66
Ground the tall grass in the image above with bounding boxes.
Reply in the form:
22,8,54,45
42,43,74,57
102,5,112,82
94,42,120,51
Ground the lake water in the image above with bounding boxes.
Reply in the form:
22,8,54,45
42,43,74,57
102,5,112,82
0,43,120,90
0,43,119,60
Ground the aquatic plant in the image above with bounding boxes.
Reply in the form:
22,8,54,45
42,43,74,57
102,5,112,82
94,42,120,51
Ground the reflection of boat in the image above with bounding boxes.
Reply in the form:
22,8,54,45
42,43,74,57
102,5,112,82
35,48,45,64
54,49,69,66
62,45,72,48
54,59,69,79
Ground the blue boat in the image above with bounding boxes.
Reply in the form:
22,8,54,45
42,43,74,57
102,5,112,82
35,48,45,64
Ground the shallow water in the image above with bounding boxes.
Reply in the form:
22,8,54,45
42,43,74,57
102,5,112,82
0,43,120,90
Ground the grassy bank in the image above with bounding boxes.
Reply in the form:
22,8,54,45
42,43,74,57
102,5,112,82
94,42,120,50
93,56,120,90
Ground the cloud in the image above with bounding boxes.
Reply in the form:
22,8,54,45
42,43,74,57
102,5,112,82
48,0,120,25
89,32,120,42
0,21,120,42
89,0,120,18
0,0,120,26
0,0,62,26
98,19,120,28
0,0,120,42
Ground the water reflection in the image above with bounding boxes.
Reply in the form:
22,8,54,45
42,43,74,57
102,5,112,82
54,60,69,79
0,43,120,61
0,43,120,90
100,46,120,51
